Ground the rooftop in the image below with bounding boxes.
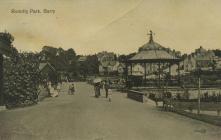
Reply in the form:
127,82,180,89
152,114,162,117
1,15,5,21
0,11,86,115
39,62,56,72
129,30,180,63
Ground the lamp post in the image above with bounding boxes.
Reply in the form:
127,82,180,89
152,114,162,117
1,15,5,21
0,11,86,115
197,68,202,115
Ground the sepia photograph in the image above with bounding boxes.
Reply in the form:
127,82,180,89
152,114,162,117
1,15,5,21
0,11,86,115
0,0,221,140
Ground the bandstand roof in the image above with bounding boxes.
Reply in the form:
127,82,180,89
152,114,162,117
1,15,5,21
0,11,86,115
128,31,180,63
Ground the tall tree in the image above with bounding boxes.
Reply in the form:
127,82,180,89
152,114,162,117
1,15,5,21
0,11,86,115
40,46,78,79
86,55,99,75
0,32,15,105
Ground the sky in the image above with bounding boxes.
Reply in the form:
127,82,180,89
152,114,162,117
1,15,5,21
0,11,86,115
0,0,221,55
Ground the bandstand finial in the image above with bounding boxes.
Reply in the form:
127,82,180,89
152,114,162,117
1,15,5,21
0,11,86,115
147,30,154,43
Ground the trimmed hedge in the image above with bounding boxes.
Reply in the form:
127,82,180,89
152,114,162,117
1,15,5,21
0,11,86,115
3,52,41,109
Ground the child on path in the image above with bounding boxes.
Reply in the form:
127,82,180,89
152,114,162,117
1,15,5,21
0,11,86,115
69,83,75,95
108,91,112,102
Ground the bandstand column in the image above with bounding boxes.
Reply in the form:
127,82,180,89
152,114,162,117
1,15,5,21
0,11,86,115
144,62,147,86
130,63,133,76
158,62,161,87
178,62,181,85
125,62,128,84
169,63,172,85
0,54,3,105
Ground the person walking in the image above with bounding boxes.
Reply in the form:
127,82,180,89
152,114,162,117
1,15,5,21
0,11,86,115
104,80,110,98
53,84,59,97
94,82,101,98
99,83,102,97
57,82,62,94
47,81,53,97
94,83,98,97
108,91,112,102
69,83,75,95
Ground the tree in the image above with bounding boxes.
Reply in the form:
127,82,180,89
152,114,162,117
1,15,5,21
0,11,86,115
86,55,99,75
39,46,79,80
65,48,76,60
78,58,88,78
77,55,99,77
0,32,16,105
213,49,221,57
118,54,127,62
41,46,57,56
0,32,15,55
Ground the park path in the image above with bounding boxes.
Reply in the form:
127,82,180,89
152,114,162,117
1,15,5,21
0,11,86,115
0,82,221,140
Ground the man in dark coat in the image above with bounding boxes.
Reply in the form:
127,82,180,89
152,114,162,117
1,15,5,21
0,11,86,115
104,80,110,98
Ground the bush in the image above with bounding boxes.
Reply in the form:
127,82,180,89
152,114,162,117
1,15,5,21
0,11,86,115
3,52,41,109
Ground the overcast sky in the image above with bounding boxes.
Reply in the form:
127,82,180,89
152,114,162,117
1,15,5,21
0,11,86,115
0,0,221,55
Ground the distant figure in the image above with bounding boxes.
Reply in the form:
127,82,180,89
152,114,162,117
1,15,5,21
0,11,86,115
104,80,110,98
94,84,97,97
98,83,101,97
57,82,62,94
94,83,101,98
47,82,52,96
47,82,59,97
108,89,112,102
69,83,75,95
52,84,59,97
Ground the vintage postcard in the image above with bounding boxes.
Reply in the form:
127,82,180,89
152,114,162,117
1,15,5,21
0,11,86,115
0,0,221,140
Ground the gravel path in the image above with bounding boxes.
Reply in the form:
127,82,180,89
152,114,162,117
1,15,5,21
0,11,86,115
0,82,221,140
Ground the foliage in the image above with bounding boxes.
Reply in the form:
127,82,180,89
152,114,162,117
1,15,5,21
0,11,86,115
0,32,16,56
0,32,14,47
78,55,99,78
213,49,221,57
40,46,100,79
40,46,77,79
3,48,41,108
118,54,127,62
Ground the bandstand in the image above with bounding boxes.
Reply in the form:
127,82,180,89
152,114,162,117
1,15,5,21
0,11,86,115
125,31,181,88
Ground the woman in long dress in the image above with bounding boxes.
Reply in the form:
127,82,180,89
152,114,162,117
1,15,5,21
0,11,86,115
47,82,53,96
94,83,101,98
47,82,59,97
57,82,62,94
53,84,59,97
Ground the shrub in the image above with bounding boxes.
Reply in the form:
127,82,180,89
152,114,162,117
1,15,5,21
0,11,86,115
3,52,41,109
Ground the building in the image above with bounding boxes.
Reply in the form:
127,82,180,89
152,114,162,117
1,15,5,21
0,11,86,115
115,62,125,75
165,46,217,75
97,51,126,75
128,64,144,76
78,56,87,62
165,46,216,76
214,57,221,70
127,30,181,87
39,62,56,73
97,51,116,61
39,62,57,83
183,46,216,72
97,51,117,75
